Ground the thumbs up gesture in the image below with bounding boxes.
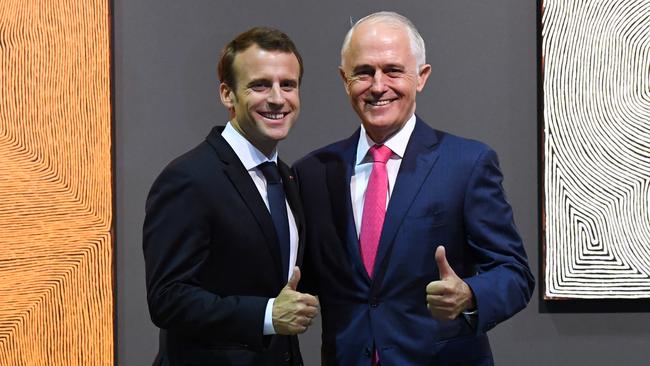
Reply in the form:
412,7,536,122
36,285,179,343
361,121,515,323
272,267,320,335
425,246,476,321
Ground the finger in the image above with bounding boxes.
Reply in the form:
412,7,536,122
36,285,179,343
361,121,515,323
427,303,457,320
292,324,307,334
295,301,318,315
425,280,447,295
302,305,319,318
427,295,456,308
300,294,319,306
287,266,301,290
299,316,313,327
426,294,446,304
435,246,456,280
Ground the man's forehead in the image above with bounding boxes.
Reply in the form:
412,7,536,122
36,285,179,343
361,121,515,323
234,46,296,63
343,24,412,66
233,47,299,72
343,43,412,70
353,21,408,43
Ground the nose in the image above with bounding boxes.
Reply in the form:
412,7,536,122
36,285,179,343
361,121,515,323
370,71,387,94
268,84,285,105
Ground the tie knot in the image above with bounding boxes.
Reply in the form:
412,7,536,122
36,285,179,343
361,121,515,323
258,162,282,184
369,145,392,163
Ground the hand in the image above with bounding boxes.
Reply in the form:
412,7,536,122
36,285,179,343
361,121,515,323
425,246,476,321
272,267,319,335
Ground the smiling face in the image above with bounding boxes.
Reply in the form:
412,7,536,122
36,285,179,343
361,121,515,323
220,44,300,156
340,22,431,143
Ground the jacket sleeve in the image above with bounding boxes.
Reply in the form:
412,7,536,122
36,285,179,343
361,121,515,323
291,163,320,296
142,164,270,348
461,148,535,333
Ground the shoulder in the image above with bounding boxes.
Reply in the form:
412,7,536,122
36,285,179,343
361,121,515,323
162,140,217,177
293,133,357,171
149,138,222,197
410,119,499,174
438,131,493,155
409,116,492,156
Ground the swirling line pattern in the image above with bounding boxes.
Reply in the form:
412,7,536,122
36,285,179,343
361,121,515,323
0,0,113,363
543,0,650,299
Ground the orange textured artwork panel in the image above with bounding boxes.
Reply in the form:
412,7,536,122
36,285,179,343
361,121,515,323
0,0,113,364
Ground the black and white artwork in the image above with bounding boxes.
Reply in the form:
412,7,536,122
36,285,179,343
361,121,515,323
541,0,650,299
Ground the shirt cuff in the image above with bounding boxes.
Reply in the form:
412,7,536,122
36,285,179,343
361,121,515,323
263,298,276,335
462,309,478,329
463,308,478,316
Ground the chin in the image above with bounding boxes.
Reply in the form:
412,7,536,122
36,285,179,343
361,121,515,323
364,118,398,130
263,129,290,142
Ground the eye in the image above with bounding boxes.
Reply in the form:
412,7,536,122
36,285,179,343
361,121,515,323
281,80,298,91
385,67,404,78
352,71,373,82
249,82,270,92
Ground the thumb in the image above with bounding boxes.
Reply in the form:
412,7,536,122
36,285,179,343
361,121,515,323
435,246,455,279
287,266,301,290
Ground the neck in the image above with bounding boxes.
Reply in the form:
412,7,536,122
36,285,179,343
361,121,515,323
230,122,277,158
256,142,277,159
365,125,401,145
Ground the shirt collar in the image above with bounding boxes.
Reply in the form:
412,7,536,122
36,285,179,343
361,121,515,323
355,114,416,165
221,122,278,171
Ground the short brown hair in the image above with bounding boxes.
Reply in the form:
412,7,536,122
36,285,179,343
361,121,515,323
218,27,303,89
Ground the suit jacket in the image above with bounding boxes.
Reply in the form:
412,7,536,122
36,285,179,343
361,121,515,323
293,117,534,366
143,126,305,366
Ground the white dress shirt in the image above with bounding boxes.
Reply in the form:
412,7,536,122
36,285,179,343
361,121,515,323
351,114,416,235
221,122,298,335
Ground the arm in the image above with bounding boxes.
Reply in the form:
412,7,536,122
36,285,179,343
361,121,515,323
461,148,535,333
290,163,320,296
143,166,268,347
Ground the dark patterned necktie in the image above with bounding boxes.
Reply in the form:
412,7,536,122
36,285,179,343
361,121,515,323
258,162,290,282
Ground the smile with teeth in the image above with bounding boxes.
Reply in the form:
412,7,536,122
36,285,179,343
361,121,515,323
368,99,394,107
258,111,288,120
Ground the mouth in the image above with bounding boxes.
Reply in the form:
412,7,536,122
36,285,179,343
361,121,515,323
365,98,397,108
257,111,290,120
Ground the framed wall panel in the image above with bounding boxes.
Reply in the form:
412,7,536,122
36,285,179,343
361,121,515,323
0,0,113,363
540,0,650,305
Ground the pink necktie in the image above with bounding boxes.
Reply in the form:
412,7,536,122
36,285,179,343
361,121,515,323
359,144,392,278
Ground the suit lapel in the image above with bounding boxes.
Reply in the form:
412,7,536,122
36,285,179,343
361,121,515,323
206,127,284,284
326,129,372,283
372,118,440,286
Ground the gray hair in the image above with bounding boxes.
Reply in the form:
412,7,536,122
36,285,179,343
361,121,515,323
341,11,426,69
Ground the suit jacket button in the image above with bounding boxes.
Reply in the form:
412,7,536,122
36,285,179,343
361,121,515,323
283,351,291,362
364,347,372,357
369,297,379,307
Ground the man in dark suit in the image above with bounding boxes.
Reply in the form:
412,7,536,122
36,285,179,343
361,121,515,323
143,27,318,365
294,12,534,365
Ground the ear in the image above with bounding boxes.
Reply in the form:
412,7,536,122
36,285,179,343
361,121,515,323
338,66,351,95
416,64,432,92
219,82,235,109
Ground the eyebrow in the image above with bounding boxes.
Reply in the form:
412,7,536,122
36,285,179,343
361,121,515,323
351,63,405,73
351,65,374,74
245,78,298,87
246,78,271,86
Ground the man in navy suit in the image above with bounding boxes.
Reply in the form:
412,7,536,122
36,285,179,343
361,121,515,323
143,27,318,365
294,12,534,365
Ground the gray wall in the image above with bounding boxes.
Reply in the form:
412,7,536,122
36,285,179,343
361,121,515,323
114,1,650,365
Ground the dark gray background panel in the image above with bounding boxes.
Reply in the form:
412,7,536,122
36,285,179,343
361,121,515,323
114,1,650,365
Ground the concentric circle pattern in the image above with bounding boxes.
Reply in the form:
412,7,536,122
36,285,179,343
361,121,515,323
0,0,113,363
543,0,650,298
